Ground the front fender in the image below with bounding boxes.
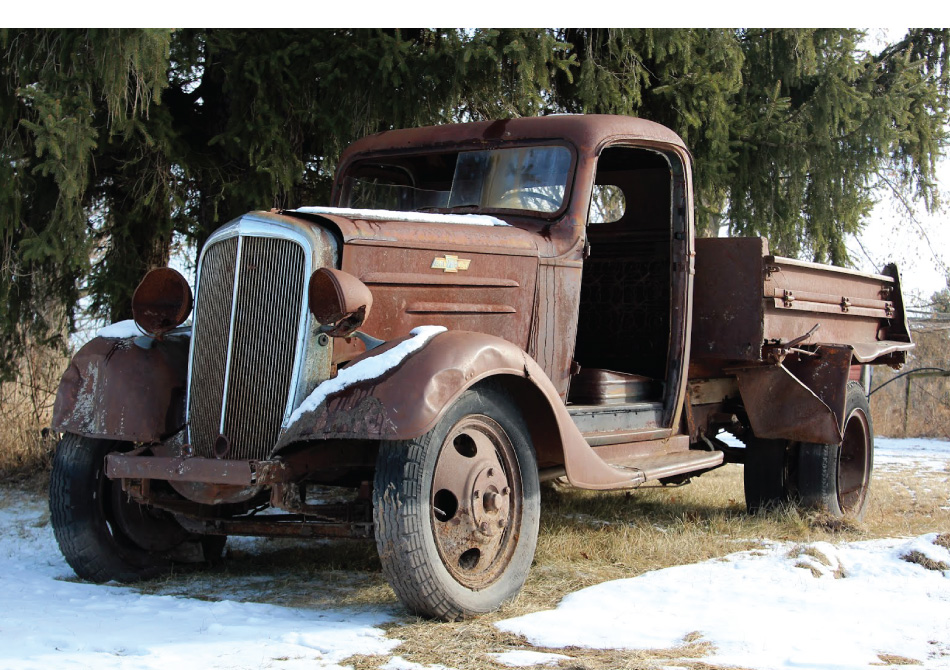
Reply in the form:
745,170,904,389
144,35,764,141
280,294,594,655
277,329,640,490
51,334,189,443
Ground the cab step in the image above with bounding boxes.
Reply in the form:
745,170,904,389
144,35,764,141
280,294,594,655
603,449,724,484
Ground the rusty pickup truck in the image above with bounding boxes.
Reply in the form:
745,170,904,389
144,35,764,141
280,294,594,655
50,115,913,619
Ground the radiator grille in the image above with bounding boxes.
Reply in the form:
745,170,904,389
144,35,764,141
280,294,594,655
188,235,307,459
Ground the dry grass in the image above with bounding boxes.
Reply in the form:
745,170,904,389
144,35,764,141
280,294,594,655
870,327,950,438
345,621,726,670
901,550,950,572
0,341,63,480
873,653,922,666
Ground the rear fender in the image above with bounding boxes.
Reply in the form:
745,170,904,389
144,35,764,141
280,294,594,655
277,329,640,489
735,344,853,445
51,333,189,443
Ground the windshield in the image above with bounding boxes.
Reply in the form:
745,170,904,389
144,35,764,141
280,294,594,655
343,145,572,215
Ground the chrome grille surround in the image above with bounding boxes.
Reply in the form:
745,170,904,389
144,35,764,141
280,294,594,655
186,213,338,460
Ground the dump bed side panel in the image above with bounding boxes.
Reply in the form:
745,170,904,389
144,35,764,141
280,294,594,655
692,237,912,365
762,255,905,352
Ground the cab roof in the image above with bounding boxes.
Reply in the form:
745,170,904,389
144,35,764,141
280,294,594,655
339,114,688,162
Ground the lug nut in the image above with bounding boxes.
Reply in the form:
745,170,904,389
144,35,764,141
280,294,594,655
483,491,501,512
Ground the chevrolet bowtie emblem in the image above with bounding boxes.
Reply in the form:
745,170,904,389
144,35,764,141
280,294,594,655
431,255,471,272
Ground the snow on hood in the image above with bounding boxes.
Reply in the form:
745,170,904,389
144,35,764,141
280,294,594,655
95,320,191,340
287,326,447,428
497,533,950,670
291,206,511,227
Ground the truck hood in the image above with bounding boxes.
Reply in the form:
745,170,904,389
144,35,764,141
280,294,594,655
280,206,551,356
285,205,548,259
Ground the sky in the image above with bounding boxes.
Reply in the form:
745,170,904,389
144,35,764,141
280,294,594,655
844,28,950,305
847,165,949,306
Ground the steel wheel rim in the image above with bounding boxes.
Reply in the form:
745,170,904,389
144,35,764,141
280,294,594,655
430,415,522,589
837,408,871,513
98,456,187,554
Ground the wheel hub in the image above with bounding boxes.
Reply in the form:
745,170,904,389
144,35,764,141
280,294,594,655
430,415,522,588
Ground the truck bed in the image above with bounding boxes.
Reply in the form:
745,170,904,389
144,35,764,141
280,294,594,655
691,237,912,365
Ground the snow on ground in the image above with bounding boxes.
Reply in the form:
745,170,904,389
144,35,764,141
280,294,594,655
497,436,950,670
875,436,950,473
489,651,572,667
0,495,398,670
497,534,950,670
1,437,947,670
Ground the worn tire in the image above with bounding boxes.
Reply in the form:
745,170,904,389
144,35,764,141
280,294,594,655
373,384,540,620
797,381,874,519
50,432,222,582
743,438,796,514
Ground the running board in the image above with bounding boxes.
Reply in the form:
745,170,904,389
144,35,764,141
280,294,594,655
603,449,725,484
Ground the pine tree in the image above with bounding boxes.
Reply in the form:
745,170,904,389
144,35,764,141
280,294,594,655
1,28,948,379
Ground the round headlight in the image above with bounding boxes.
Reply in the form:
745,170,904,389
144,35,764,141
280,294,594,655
308,267,373,337
132,267,193,337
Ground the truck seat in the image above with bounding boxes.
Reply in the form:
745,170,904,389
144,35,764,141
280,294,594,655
568,367,662,405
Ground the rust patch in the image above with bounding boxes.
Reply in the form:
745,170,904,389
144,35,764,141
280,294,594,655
52,335,189,443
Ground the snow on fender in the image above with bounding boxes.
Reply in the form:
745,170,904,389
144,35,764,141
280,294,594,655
278,326,447,446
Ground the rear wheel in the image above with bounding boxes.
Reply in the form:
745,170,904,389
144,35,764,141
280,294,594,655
373,385,540,620
743,437,796,514
50,433,224,582
797,382,873,518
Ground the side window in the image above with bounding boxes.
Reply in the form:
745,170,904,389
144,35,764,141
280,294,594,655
588,184,625,224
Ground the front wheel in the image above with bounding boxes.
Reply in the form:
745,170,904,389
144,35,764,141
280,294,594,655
797,381,874,519
373,384,540,620
50,433,224,582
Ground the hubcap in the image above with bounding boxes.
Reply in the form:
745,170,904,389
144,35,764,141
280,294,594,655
430,415,522,588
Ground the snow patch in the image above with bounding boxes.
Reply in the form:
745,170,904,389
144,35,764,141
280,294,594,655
0,498,398,670
497,535,950,670
287,326,446,427
96,319,143,339
292,206,510,227
875,436,950,473
491,650,572,667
